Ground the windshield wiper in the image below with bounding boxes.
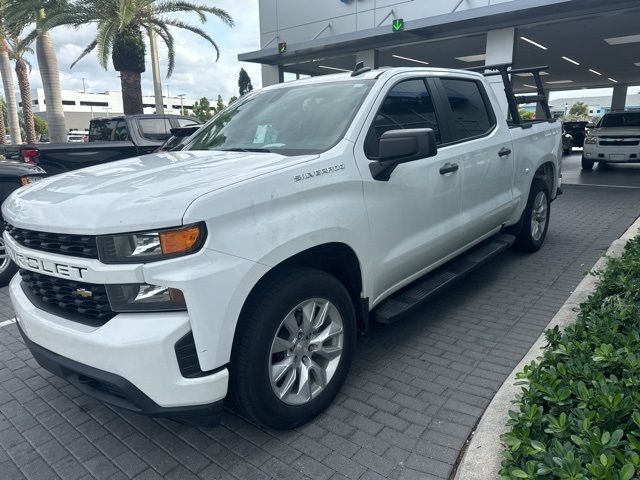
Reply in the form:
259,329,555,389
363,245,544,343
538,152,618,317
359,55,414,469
219,147,272,153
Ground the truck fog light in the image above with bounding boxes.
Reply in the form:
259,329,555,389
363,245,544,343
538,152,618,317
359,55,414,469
106,284,186,312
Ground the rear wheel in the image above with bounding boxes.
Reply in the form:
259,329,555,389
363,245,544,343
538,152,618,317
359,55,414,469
513,179,550,253
581,156,594,170
230,268,356,429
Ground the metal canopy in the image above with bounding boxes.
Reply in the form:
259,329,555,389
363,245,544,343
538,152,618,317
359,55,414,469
240,0,640,92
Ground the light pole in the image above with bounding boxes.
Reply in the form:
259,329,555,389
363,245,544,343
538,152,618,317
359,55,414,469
148,29,164,115
178,94,185,115
82,78,86,93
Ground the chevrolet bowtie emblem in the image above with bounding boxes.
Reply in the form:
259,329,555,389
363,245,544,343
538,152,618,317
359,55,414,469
76,288,93,298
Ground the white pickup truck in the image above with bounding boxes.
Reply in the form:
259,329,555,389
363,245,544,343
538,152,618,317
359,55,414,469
3,65,562,429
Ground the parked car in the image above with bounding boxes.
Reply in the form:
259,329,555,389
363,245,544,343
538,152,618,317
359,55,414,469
562,121,589,149
562,132,573,155
0,160,47,286
582,111,640,170
18,114,201,175
3,65,561,428
66,130,89,143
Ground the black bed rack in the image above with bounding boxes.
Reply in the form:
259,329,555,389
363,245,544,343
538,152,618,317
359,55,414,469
466,63,553,126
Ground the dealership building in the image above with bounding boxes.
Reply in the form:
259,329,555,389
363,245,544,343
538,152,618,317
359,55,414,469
240,0,640,114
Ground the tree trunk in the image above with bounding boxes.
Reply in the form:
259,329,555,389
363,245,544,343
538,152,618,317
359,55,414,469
0,43,22,144
15,58,36,144
0,107,5,146
120,71,143,115
36,31,66,143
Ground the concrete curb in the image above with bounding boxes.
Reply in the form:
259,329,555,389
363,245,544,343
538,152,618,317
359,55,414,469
454,215,640,480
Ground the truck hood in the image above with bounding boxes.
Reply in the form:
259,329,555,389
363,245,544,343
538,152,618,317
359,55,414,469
3,150,317,234
593,127,640,137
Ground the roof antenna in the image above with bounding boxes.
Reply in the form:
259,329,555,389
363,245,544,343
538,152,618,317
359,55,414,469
351,61,372,77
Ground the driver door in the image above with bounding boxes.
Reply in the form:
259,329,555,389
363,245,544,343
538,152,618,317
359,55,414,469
355,76,466,305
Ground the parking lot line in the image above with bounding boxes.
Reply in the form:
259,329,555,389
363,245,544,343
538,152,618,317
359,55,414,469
0,318,16,328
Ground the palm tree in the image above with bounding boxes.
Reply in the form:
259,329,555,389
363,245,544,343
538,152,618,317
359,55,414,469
47,0,234,115
0,17,21,144
8,35,36,143
5,0,67,143
0,97,6,145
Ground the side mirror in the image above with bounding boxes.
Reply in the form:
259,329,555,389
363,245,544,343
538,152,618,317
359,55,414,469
371,128,437,181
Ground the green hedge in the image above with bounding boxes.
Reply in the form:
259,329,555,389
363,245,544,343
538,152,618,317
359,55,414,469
501,236,640,480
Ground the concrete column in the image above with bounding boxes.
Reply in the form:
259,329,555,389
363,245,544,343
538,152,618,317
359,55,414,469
611,85,628,111
485,27,516,118
355,50,379,69
262,64,283,87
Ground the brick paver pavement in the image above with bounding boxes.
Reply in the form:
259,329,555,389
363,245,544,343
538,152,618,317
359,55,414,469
1,184,639,480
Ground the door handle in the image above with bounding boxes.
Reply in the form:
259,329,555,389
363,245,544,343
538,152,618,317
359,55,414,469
498,147,512,157
439,163,459,175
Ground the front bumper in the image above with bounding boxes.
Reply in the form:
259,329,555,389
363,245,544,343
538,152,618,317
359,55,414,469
10,273,229,422
17,321,224,426
583,143,640,162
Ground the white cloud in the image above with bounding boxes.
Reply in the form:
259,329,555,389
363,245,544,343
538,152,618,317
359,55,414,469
24,0,261,103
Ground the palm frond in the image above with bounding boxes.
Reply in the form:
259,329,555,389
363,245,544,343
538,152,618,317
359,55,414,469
150,1,233,26
70,39,97,69
95,20,118,69
163,18,220,60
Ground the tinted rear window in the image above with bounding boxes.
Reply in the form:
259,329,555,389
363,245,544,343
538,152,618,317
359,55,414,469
137,118,172,141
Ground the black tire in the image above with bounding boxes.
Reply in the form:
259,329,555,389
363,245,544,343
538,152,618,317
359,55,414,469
0,235,17,287
563,148,571,155
230,268,356,429
513,179,550,253
581,156,594,170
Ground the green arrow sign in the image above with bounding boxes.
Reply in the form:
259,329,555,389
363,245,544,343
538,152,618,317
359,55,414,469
392,19,404,32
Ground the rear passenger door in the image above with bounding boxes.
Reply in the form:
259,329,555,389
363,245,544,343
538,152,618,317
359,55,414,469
433,76,515,243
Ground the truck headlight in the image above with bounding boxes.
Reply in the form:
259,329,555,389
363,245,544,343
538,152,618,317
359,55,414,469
584,136,597,145
97,223,206,264
106,284,186,312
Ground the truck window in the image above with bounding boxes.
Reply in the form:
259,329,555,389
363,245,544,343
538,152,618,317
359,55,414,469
364,79,441,159
600,112,640,128
183,80,374,156
440,79,495,142
89,119,127,141
137,118,172,141
176,118,200,128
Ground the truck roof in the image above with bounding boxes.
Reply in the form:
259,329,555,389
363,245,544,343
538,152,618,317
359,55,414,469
264,67,485,90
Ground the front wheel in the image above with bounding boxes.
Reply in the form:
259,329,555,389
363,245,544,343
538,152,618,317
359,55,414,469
0,235,17,287
581,156,594,170
513,179,550,253
230,268,356,429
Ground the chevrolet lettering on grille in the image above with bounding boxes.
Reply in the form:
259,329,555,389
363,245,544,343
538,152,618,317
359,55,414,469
10,251,88,280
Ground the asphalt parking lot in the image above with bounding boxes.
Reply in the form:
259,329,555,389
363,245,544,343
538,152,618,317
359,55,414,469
2,156,640,480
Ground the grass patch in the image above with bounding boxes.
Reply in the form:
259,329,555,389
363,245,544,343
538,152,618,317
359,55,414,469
500,236,640,480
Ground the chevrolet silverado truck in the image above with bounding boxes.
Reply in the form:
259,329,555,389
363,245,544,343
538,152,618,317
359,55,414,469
18,114,201,175
582,110,640,170
3,64,562,429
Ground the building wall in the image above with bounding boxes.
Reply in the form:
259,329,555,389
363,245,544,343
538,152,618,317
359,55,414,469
27,89,207,131
259,0,516,46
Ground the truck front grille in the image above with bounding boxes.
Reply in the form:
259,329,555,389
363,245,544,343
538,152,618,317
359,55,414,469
599,140,640,146
20,270,114,326
5,223,99,259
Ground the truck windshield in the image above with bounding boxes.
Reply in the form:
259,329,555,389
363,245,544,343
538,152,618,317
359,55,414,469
183,80,374,156
600,113,640,128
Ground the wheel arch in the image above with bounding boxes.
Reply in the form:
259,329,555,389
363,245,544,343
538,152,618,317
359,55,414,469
237,243,367,336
